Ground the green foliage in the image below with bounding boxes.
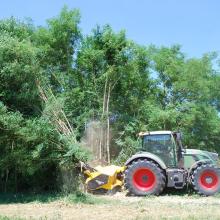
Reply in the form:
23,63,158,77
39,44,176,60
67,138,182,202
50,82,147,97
0,17,34,40
0,101,63,192
0,32,41,115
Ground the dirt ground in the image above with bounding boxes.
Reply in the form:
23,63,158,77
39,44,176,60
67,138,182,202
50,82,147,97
1,192,220,220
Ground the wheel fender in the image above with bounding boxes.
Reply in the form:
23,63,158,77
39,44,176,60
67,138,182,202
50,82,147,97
125,152,167,169
188,159,212,176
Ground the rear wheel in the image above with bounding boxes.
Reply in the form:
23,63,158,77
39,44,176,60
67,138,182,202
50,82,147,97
191,164,220,196
124,159,166,196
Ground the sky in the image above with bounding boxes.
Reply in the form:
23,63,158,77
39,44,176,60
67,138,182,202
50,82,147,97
0,0,219,58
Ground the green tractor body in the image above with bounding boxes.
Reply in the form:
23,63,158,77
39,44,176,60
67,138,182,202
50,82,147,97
124,131,220,196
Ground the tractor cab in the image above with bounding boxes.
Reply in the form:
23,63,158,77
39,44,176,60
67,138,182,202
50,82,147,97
139,131,184,168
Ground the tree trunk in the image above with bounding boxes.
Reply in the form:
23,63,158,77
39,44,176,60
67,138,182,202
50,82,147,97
106,84,111,164
99,76,108,162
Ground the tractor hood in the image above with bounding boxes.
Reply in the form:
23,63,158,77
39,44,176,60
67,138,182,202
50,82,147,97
185,149,219,164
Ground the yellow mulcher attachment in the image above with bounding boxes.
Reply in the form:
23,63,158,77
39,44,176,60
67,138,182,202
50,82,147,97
81,162,125,193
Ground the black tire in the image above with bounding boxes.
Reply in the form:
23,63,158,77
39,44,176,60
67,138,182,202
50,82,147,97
124,159,166,196
191,163,220,196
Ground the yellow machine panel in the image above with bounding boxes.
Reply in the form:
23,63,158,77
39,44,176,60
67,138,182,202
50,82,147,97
83,165,125,192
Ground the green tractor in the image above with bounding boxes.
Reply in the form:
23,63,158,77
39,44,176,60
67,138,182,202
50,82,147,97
124,131,220,196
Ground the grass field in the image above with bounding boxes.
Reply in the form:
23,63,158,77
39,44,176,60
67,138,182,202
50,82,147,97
0,191,220,220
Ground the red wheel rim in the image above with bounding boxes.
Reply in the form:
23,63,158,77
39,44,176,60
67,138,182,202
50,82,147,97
199,170,219,190
133,167,156,191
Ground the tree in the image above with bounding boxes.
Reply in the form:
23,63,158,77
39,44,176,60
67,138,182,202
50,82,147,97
150,46,220,151
0,7,84,192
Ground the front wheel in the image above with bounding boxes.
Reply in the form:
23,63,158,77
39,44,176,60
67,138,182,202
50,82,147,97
124,159,166,196
191,164,220,196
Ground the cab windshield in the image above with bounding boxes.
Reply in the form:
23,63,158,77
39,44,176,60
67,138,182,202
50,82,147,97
142,134,176,167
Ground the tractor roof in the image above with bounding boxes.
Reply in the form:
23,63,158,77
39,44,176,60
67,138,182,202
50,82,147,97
138,131,172,136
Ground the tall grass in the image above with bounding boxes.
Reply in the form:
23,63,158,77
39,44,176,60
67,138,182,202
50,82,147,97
0,192,107,205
